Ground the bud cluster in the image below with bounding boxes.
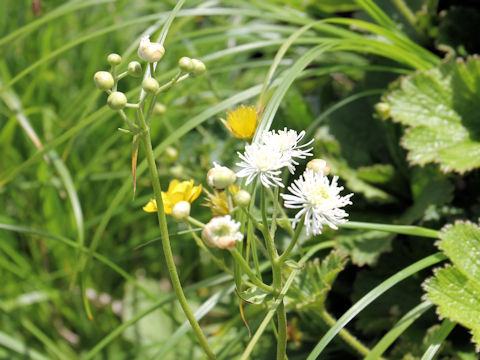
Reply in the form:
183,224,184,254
93,37,206,114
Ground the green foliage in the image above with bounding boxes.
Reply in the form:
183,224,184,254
425,221,480,346
384,56,480,173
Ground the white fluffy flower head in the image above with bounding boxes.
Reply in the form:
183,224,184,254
202,215,243,250
236,143,290,188
261,128,313,174
281,169,353,235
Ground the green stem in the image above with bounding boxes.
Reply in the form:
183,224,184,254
260,187,286,360
138,111,215,359
230,249,274,293
341,221,438,238
278,215,304,263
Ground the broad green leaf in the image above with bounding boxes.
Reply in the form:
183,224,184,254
424,266,480,345
438,221,480,282
425,221,480,346
385,56,480,173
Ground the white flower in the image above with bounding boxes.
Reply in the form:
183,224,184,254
261,128,313,174
281,169,353,235
236,143,290,188
202,215,243,250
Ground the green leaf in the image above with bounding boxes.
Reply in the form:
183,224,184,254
337,230,393,266
385,56,480,173
239,286,274,305
289,250,348,310
424,221,480,346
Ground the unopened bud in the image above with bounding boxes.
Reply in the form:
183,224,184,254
93,71,114,90
153,103,167,115
172,201,191,222
307,159,330,175
107,91,127,110
191,59,206,76
234,190,251,207
127,61,142,77
142,77,159,93
207,163,236,190
138,36,165,63
165,147,178,163
107,53,122,66
170,165,184,178
178,56,195,72
375,102,391,120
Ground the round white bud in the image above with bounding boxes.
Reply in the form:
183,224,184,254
170,165,184,178
178,57,194,72
191,59,206,76
206,163,236,190
127,61,142,77
137,36,165,63
172,201,191,222
307,159,330,175
153,103,166,115
107,53,122,66
234,190,251,207
107,91,127,110
142,77,159,93
165,147,178,163
93,71,114,90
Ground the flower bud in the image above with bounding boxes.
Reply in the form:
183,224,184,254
191,59,206,76
234,190,251,207
307,159,330,175
207,163,236,190
137,36,165,63
153,103,167,115
107,53,122,66
127,61,142,77
201,215,243,250
142,77,159,93
178,56,195,72
165,147,178,163
172,201,191,222
93,71,114,90
375,102,391,121
170,165,184,178
107,91,127,110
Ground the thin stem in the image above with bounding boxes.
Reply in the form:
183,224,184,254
139,113,215,359
187,223,231,275
278,215,304,263
260,187,286,360
230,249,274,293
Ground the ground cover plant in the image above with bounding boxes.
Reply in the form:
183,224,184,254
2,0,480,359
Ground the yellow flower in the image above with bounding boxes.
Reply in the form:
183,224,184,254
203,185,239,216
143,179,202,215
221,105,259,140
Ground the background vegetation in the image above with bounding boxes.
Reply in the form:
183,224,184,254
2,0,480,359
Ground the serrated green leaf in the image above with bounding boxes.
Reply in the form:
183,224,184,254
289,250,348,310
385,56,480,173
424,266,480,345
438,221,480,286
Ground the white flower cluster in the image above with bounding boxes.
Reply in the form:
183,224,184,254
281,169,353,236
236,127,353,236
236,128,313,188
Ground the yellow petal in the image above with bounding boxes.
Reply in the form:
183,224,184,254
189,184,203,203
223,105,258,140
142,199,158,213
